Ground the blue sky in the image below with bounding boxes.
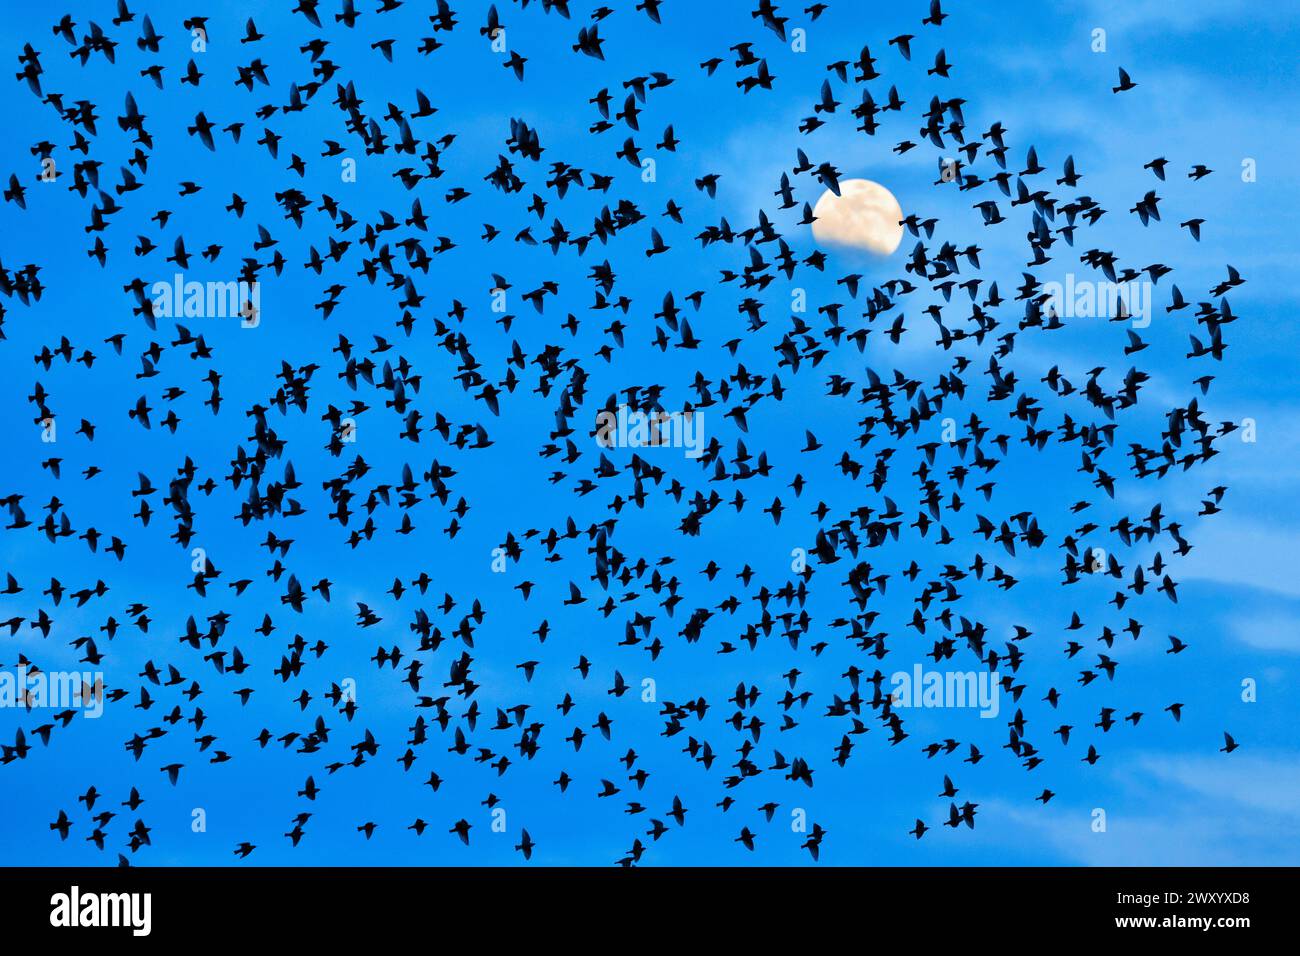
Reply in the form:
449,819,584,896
0,0,1297,866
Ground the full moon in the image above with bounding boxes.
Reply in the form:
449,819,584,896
811,179,904,256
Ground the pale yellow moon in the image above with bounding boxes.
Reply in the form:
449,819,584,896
811,179,904,256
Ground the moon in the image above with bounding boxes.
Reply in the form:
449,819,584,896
811,179,904,256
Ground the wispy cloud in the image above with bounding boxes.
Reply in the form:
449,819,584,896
1226,609,1300,653
1082,0,1283,33
1177,519,1300,598
981,751,1300,865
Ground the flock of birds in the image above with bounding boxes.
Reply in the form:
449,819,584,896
1,0,1246,866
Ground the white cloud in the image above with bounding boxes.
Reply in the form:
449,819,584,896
1226,610,1300,653
1083,0,1280,33
979,751,1300,865
1176,519,1300,598
1135,752,1300,819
